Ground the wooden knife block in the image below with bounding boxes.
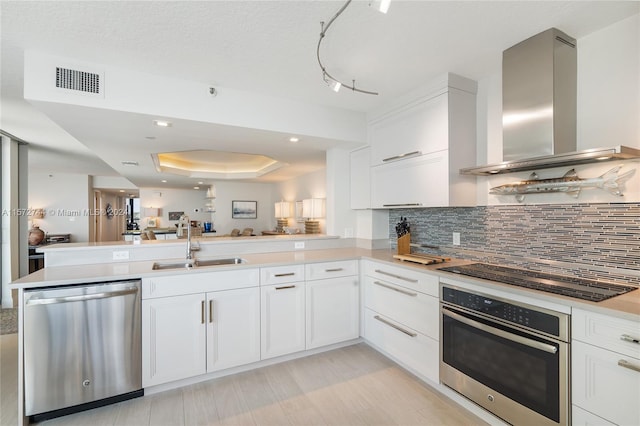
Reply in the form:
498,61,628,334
397,233,411,255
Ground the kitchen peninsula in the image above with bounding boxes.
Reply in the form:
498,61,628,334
11,234,640,426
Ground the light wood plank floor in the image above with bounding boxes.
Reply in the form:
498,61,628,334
1,339,487,426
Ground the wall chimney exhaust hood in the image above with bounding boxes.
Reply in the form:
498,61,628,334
461,28,640,176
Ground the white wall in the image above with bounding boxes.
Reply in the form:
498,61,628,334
275,169,326,233
473,14,640,205
28,172,92,242
140,181,275,235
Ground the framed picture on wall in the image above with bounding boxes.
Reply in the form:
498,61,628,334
232,200,257,219
168,211,184,221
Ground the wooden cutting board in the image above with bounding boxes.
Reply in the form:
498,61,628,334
393,253,451,265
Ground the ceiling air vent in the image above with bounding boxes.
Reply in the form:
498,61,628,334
55,67,100,94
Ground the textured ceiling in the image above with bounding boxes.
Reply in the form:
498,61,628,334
1,1,638,188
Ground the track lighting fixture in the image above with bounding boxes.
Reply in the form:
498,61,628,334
317,0,391,96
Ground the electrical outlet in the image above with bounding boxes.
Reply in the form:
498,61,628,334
452,232,461,246
294,242,305,249
112,250,130,260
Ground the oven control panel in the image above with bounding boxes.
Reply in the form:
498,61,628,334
442,286,563,338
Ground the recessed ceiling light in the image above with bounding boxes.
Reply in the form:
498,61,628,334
121,161,139,166
153,120,172,127
161,179,167,183
119,190,125,192
198,181,204,185
289,137,299,143
194,186,200,190
145,136,156,140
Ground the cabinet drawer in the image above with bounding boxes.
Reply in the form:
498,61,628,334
364,308,439,383
364,276,438,340
260,264,305,285
571,405,615,426
142,268,259,299
364,260,438,297
305,260,358,281
572,340,640,426
572,308,640,358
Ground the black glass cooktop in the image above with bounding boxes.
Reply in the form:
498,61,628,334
438,263,638,302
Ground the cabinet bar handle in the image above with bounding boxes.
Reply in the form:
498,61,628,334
274,272,296,277
618,359,640,373
382,151,421,162
275,285,296,290
209,300,213,323
382,203,423,207
621,334,640,344
373,281,417,297
325,268,344,272
374,315,417,337
201,300,205,324
374,269,418,283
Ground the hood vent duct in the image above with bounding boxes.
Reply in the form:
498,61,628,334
461,28,640,176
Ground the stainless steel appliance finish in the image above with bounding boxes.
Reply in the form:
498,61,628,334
502,28,576,162
24,280,142,418
440,284,570,426
438,263,637,302
460,27,640,175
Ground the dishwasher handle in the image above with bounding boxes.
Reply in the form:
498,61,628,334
26,287,139,306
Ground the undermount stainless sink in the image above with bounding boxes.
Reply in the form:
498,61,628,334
195,258,245,267
152,258,245,270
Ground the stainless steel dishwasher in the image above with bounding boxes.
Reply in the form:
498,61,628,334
24,279,143,421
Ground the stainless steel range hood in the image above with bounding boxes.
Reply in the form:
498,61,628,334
461,28,640,176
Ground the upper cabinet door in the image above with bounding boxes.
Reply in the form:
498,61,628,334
369,92,448,166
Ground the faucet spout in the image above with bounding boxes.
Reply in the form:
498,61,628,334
186,221,193,260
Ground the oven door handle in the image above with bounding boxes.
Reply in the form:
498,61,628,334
443,307,558,354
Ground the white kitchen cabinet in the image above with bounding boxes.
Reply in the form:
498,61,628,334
362,260,440,383
571,405,615,426
364,308,439,383
369,91,449,166
206,287,260,372
141,269,260,387
371,150,451,209
142,293,207,387
350,146,371,209
367,73,477,208
572,308,640,426
305,261,359,349
261,281,306,360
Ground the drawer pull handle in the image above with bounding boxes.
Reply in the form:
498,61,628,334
274,272,296,277
621,334,640,344
209,300,213,323
382,203,423,207
374,315,417,337
618,359,640,373
374,269,418,283
275,285,296,290
201,300,205,324
373,281,417,297
382,151,421,162
325,268,344,272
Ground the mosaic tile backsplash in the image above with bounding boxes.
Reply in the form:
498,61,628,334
388,203,640,284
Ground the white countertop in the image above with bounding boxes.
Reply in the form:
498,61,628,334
11,247,640,321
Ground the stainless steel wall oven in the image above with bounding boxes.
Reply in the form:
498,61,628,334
440,284,569,426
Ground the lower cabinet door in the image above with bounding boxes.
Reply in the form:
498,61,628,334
364,308,439,383
572,340,640,426
261,282,305,360
142,293,207,387
306,277,359,350
206,287,260,372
